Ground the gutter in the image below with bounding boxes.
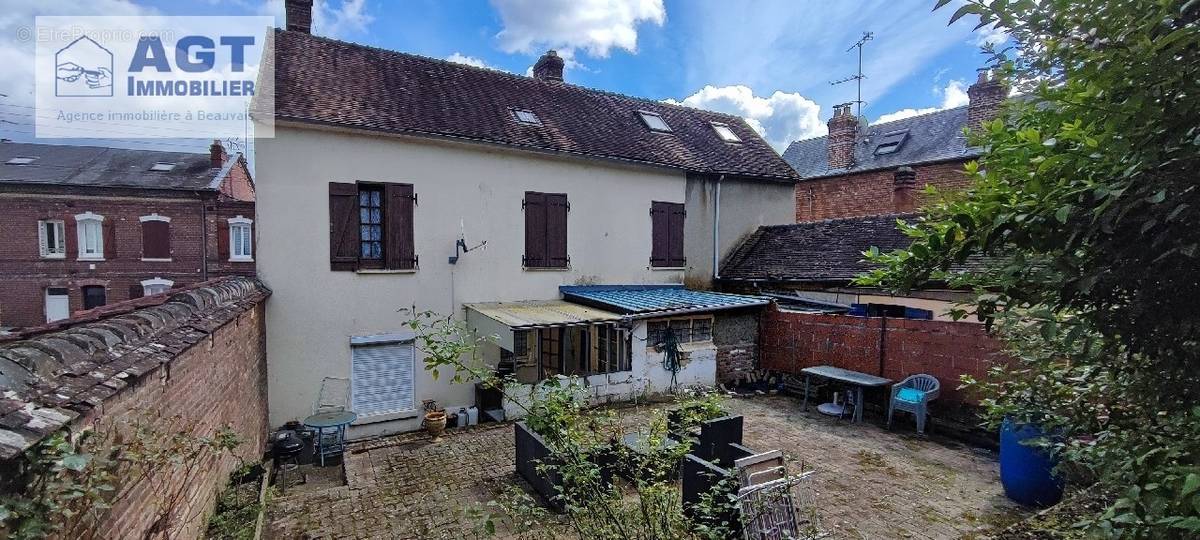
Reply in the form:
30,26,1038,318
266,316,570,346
620,300,770,322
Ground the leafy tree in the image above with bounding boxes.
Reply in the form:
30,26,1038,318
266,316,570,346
861,0,1199,536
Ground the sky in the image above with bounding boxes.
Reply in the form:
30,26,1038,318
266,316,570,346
0,0,1006,157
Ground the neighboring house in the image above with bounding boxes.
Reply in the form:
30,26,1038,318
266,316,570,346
784,71,1006,222
719,213,986,320
0,140,255,329
255,0,799,437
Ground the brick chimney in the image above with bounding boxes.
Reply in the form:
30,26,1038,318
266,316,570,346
210,139,226,169
826,103,858,169
532,50,564,82
967,69,1006,129
285,0,313,34
892,166,918,213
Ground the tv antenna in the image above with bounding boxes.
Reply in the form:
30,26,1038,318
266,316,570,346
830,31,874,118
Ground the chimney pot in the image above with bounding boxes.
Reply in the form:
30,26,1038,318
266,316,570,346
893,166,918,212
532,50,565,82
285,0,313,34
210,139,226,169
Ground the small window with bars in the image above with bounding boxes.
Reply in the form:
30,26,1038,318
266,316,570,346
645,316,715,347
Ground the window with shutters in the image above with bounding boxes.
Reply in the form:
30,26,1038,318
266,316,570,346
82,285,106,310
228,216,253,261
523,191,568,269
139,214,171,260
328,182,416,271
38,219,66,259
350,337,417,421
650,201,686,267
75,212,105,260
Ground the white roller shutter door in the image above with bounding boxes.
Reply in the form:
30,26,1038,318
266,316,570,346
350,341,415,418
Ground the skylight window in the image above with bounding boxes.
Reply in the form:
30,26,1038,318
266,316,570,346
6,157,36,165
710,122,741,143
638,111,672,132
873,130,910,155
149,162,176,172
512,109,542,125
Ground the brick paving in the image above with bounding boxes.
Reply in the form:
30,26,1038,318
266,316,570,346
264,396,1026,539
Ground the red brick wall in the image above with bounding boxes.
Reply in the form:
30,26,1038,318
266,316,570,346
79,299,268,539
794,160,972,222
0,192,254,328
218,158,256,202
759,305,1004,404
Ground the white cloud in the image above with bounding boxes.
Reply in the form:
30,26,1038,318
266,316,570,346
667,85,824,151
261,0,374,38
874,79,970,124
973,24,1009,48
446,53,491,69
491,0,665,59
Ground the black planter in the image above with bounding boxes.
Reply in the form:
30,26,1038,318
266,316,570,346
514,422,615,511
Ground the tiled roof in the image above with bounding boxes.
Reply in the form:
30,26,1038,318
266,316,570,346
269,30,799,182
782,107,979,180
720,214,916,282
559,285,768,316
0,277,269,460
0,142,225,191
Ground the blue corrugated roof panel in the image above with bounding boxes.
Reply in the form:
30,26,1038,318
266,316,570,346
559,285,768,316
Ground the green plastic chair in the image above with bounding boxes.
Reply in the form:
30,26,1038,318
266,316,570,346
887,374,940,434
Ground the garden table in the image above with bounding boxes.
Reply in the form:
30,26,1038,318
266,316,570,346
800,365,891,423
304,410,357,466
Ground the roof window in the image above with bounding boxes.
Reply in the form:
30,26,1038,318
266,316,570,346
638,111,672,132
149,162,176,172
6,157,36,165
873,130,909,155
511,108,542,126
710,122,741,143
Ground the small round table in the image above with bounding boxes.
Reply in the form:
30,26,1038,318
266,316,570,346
303,410,357,467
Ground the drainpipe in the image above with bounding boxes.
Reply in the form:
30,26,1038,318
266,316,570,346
199,193,209,281
712,174,724,283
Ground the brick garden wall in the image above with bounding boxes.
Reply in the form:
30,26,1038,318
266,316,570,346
759,304,1004,404
794,161,972,222
714,310,760,385
0,278,269,539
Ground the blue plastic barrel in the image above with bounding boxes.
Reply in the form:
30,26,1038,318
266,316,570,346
999,418,1064,507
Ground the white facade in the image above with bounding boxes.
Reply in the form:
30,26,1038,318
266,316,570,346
255,124,791,438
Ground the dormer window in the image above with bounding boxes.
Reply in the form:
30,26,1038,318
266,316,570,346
512,109,542,126
149,162,176,172
6,157,36,165
638,111,672,132
710,122,741,143
874,130,909,155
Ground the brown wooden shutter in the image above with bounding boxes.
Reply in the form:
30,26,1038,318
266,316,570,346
217,220,230,261
667,203,686,267
65,219,77,260
102,220,117,260
546,193,569,268
523,191,546,267
650,201,669,267
329,182,359,271
142,221,170,259
384,183,416,270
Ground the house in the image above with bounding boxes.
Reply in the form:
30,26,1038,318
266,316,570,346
716,72,1008,319
255,0,799,437
785,70,1006,222
0,140,255,330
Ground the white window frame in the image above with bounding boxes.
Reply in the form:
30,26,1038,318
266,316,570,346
227,215,253,262
140,277,174,296
139,213,172,261
38,219,66,259
75,212,105,261
710,121,742,143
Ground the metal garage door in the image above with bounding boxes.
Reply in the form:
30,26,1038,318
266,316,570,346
350,340,415,419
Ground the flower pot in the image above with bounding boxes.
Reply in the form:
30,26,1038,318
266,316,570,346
425,411,447,441
1000,418,1063,507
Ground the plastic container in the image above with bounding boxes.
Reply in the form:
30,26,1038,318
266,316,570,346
999,418,1064,507
465,406,479,426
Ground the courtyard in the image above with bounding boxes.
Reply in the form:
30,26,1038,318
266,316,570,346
265,396,1027,539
